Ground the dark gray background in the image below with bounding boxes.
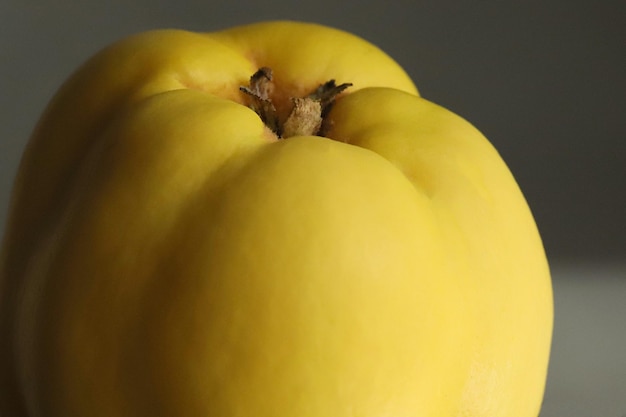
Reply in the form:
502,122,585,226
1,1,625,416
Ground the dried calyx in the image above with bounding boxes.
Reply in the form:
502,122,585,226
240,67,352,139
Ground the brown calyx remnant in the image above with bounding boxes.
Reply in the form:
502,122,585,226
240,67,352,139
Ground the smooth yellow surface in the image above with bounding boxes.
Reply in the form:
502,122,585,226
0,21,552,417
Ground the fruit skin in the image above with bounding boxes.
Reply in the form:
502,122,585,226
0,20,552,417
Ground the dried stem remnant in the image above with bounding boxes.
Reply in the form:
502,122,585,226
240,67,352,138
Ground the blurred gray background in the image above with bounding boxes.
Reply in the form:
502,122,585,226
1,0,624,415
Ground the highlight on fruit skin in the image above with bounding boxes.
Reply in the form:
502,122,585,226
0,20,552,417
